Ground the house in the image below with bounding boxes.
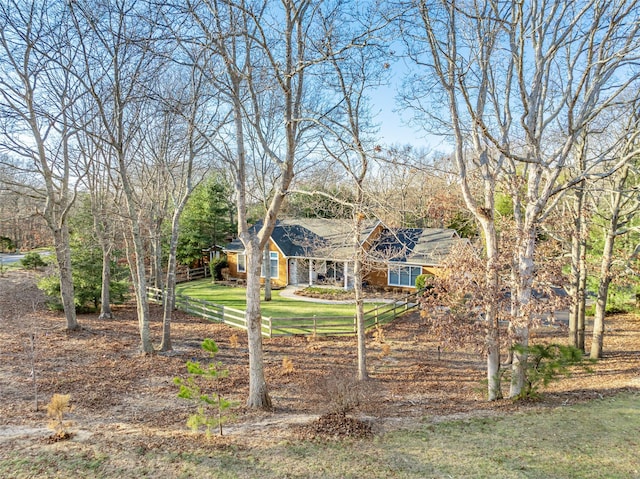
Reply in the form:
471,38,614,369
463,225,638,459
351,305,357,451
223,218,464,290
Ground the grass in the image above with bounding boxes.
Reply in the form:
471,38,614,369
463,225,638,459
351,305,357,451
176,279,384,319
2,393,638,478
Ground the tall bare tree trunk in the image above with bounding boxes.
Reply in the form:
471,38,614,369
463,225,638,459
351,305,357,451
98,247,113,319
122,186,153,353
483,221,502,401
577,232,588,351
353,213,367,381
509,228,536,398
161,198,192,352
53,225,79,331
590,229,615,359
245,242,272,409
160,213,181,352
590,168,627,359
569,178,587,349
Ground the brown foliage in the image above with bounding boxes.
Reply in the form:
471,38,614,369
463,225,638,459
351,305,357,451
420,231,571,354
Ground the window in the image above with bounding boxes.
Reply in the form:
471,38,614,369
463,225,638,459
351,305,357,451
388,265,422,288
237,253,246,273
261,251,279,278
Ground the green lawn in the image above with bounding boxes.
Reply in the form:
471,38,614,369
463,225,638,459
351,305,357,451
176,279,384,319
2,393,638,478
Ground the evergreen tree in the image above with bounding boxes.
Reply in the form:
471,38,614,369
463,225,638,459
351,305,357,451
177,175,234,266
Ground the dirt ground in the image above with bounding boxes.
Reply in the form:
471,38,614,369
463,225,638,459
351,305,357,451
1,270,639,450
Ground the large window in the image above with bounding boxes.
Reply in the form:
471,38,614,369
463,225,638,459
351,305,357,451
261,251,279,278
388,264,422,288
237,253,246,273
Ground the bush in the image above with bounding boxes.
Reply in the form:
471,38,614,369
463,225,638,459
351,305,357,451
315,369,373,416
210,258,228,281
21,252,47,269
511,343,593,400
38,274,66,311
46,393,73,441
0,236,15,253
37,250,129,313
415,274,428,291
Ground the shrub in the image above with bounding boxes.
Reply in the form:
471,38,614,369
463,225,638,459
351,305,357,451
21,252,47,269
316,369,372,416
37,252,129,313
415,274,430,291
210,258,228,281
282,356,295,374
511,343,593,400
0,236,15,253
38,274,66,311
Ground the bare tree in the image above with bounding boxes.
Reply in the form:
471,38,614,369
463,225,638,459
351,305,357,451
401,0,505,399
172,0,385,408
76,129,123,319
152,71,215,352
590,109,640,359
0,0,84,330
68,0,166,352
314,5,391,381
173,0,307,408
403,0,640,398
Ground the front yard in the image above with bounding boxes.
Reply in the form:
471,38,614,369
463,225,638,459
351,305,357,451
1,270,640,478
175,279,385,319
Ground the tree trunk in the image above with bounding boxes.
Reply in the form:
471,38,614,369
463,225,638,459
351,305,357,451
132,234,153,353
98,247,113,319
509,228,536,398
53,225,79,331
483,221,502,401
577,236,587,351
568,231,580,347
160,209,184,352
123,199,153,354
245,243,272,409
353,215,367,381
569,179,588,349
486,303,502,401
591,228,617,359
150,219,164,290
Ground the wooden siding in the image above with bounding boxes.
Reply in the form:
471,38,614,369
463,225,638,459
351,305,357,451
269,241,288,287
365,264,437,291
364,265,388,289
225,240,288,287
226,252,247,280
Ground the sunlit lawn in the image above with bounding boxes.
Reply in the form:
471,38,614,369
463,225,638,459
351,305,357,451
176,278,384,319
2,393,638,478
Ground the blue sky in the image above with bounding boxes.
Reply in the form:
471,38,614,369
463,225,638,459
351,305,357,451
372,59,450,153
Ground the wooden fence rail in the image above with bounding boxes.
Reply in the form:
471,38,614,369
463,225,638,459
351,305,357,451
175,266,210,283
147,287,419,338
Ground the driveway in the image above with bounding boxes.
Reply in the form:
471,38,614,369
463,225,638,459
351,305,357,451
0,253,25,265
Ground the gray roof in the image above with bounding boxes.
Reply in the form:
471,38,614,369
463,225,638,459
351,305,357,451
224,219,379,260
224,219,463,266
370,227,462,266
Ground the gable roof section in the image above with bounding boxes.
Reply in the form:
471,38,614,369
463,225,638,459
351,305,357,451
223,220,463,266
370,227,462,266
223,218,379,260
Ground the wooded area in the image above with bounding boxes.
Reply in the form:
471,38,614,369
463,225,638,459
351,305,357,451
1,0,639,412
